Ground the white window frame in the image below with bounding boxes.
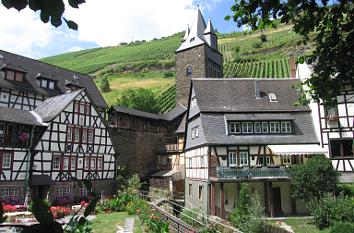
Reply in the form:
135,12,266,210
239,152,249,166
269,122,280,133
281,121,292,133
74,128,80,143
262,122,269,133
97,158,103,170
188,158,192,168
200,156,204,167
228,151,237,167
53,155,60,170
2,153,11,168
282,155,291,165
1,187,9,199
63,157,69,170
242,122,253,133
88,129,94,143
91,158,96,170
71,157,76,170
84,157,90,170
10,187,19,199
198,186,203,200
67,127,73,142
48,81,55,89
191,126,199,139
229,122,241,134
58,186,71,197
254,122,261,133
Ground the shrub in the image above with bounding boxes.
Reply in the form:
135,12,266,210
229,184,265,233
336,184,354,197
50,206,71,219
100,76,111,92
311,193,354,229
252,42,262,49
260,34,267,42
330,222,354,233
290,155,338,205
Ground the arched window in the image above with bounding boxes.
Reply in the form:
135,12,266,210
186,66,192,77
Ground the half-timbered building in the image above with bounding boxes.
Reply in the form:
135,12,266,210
297,64,354,182
183,78,325,218
0,50,117,204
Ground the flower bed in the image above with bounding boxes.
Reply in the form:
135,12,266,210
1,204,26,212
50,206,72,219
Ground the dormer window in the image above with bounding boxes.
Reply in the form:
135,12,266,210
4,69,25,82
269,93,277,102
37,78,56,90
186,66,193,77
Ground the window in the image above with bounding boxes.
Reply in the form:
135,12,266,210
0,124,4,135
0,188,9,200
97,158,103,170
281,121,292,133
239,152,248,166
191,126,199,139
269,93,277,102
228,151,237,167
189,184,192,196
2,153,11,168
82,129,87,143
58,186,71,197
262,122,269,133
198,186,203,200
229,122,241,134
188,158,192,168
191,97,197,108
74,128,80,143
53,156,60,170
80,187,88,197
74,101,91,115
282,155,291,165
41,79,47,88
269,122,280,133
10,187,18,200
242,122,253,133
71,157,76,170
63,157,69,170
259,156,271,165
5,69,24,82
88,129,94,143
254,122,261,133
74,102,80,113
48,81,55,89
91,158,96,170
38,78,56,89
186,66,193,77
67,127,73,142
84,158,90,169
330,139,354,157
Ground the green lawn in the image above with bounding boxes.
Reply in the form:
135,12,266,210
274,217,331,233
91,212,142,233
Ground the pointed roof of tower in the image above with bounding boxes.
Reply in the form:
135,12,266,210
204,19,215,34
176,6,210,52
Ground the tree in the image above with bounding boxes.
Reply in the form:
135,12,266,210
100,76,111,93
290,155,339,205
226,1,354,105
1,0,85,30
116,88,159,113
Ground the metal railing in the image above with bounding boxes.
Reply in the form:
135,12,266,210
216,166,290,179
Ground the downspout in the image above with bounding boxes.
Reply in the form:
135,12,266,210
24,125,35,197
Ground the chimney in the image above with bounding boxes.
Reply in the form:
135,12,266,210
289,57,296,79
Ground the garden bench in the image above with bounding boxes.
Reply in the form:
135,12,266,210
116,217,135,233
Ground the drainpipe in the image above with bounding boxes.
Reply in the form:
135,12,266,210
24,125,35,200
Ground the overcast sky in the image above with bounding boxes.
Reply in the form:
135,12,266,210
0,0,236,59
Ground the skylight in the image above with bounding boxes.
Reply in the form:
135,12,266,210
269,93,277,102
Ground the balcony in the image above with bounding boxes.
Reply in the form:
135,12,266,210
157,144,181,153
214,166,290,181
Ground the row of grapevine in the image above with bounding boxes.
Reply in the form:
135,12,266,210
223,58,291,79
155,84,176,113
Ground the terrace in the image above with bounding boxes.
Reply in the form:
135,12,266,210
213,166,290,181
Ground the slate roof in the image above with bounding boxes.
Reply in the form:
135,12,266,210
111,105,186,122
192,78,310,113
176,7,215,52
33,90,82,122
0,49,107,108
0,106,44,126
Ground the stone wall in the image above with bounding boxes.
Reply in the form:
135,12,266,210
176,45,206,107
110,128,166,179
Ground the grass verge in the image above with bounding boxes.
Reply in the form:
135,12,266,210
91,212,142,233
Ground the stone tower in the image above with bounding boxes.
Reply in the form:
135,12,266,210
175,7,223,107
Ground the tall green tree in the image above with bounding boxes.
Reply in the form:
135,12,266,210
1,0,85,29
117,88,159,113
100,76,111,93
226,0,354,105
290,155,338,205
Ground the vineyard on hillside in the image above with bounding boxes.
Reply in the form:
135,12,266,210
155,84,176,113
42,33,183,74
223,58,293,79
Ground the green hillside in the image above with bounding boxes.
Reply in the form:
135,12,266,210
41,24,311,112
